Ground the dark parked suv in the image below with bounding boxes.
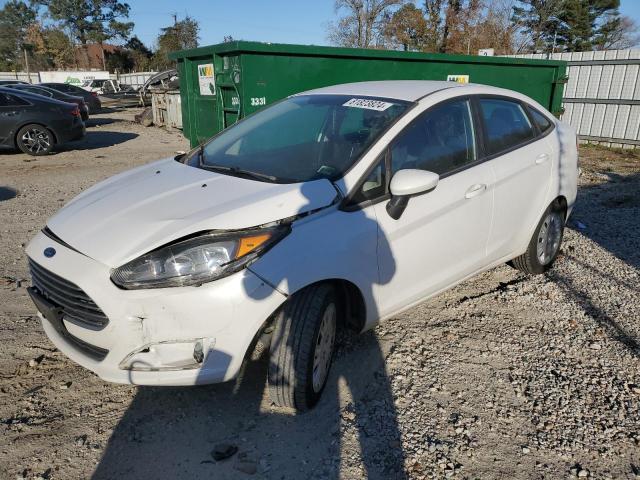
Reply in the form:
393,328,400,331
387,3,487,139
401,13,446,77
40,82,102,113
0,87,85,155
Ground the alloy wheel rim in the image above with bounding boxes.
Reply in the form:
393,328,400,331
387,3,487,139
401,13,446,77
312,302,336,393
21,128,50,154
537,211,563,265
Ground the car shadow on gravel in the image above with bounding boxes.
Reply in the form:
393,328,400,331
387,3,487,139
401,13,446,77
61,132,138,151
567,172,640,270
91,331,406,479
552,171,640,356
84,118,123,127
547,268,640,356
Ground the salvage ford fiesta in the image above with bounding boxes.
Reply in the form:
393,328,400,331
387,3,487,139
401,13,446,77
26,81,578,411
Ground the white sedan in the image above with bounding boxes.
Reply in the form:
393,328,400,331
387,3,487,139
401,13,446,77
26,81,578,411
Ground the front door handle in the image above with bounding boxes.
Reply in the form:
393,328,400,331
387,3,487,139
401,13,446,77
465,183,486,199
535,153,550,164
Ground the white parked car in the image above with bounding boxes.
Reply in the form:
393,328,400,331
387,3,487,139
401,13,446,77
26,81,578,411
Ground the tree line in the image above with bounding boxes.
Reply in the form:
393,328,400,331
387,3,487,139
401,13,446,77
1,0,637,74
328,0,638,55
0,0,200,73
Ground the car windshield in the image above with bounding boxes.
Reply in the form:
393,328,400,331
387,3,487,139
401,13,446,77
188,94,410,183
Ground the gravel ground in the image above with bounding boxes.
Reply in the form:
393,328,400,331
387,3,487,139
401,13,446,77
0,111,639,480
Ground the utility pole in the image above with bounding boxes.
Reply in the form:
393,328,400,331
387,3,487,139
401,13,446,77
172,13,177,26
23,48,31,84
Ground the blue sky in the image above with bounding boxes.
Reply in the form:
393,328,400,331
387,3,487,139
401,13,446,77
131,0,640,48
2,0,640,49
124,0,335,48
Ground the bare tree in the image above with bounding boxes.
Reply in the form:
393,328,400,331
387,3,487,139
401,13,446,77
328,0,405,48
475,0,523,54
594,14,640,50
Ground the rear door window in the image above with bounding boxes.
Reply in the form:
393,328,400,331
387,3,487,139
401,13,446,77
478,98,535,155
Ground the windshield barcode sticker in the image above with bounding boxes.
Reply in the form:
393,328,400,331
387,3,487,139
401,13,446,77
343,98,394,111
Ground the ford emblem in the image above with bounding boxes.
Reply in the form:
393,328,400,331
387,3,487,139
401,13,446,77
43,247,56,258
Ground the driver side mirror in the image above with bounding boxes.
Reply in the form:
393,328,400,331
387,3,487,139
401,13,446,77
386,169,439,220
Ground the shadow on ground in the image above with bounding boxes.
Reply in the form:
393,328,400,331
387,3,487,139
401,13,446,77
550,171,640,356
567,172,639,269
91,331,405,479
0,187,17,201
84,117,124,127
63,131,138,151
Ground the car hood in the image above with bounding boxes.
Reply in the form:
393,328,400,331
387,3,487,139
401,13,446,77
47,158,337,267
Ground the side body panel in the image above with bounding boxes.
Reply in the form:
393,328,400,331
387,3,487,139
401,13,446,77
485,135,553,260
372,162,495,317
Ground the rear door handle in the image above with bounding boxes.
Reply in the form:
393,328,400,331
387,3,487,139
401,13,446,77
535,153,550,164
465,183,486,199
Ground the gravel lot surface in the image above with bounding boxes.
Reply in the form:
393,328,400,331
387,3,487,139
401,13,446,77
0,110,638,480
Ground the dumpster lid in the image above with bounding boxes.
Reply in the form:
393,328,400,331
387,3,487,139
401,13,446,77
169,41,566,67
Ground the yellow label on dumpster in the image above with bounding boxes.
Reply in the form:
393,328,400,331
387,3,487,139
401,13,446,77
447,75,469,84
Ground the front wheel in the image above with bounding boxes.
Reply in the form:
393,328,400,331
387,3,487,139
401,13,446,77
512,202,565,274
16,124,54,156
268,284,337,412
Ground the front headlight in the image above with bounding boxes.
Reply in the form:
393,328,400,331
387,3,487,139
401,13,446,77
111,226,289,289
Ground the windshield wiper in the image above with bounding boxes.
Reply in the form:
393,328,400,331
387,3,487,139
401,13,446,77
200,163,278,182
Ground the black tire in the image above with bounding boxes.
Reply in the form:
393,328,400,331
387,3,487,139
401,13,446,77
512,201,565,274
268,283,338,412
16,124,54,156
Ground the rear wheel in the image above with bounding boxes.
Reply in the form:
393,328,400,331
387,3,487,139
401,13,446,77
512,201,565,274
268,284,337,412
16,124,54,156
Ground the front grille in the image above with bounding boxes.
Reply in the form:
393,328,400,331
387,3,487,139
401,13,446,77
29,259,109,330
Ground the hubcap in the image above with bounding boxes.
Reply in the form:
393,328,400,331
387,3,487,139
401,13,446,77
21,128,50,154
312,302,336,392
537,211,563,265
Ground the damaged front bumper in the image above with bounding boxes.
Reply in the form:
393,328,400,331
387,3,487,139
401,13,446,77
26,231,287,386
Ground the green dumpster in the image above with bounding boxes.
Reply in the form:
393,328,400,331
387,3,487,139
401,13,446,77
169,41,567,148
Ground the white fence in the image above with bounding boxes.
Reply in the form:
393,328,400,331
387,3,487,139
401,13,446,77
509,49,640,148
0,71,157,89
0,71,40,83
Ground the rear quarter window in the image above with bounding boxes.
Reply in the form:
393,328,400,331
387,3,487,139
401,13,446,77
2,93,29,106
528,106,554,134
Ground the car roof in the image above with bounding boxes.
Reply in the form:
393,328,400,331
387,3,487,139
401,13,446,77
0,86,75,106
10,84,51,91
296,80,510,102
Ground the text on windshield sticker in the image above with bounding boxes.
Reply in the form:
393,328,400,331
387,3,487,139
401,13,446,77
343,98,394,111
